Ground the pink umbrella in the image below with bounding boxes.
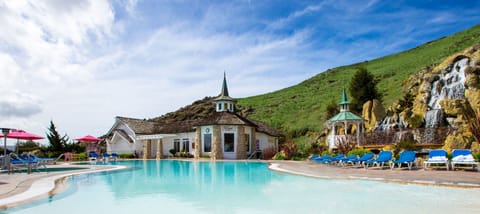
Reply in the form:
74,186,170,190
4,130,44,140
75,135,102,142
1,130,44,154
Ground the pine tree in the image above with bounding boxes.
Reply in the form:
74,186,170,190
348,67,382,112
46,120,69,157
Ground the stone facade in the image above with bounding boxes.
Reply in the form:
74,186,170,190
211,125,222,160
194,128,202,159
236,126,247,159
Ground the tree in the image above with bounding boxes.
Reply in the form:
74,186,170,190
46,120,70,157
323,99,339,121
348,67,382,113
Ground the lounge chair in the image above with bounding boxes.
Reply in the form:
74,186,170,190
347,153,374,167
339,154,358,166
29,154,55,165
423,149,449,171
111,153,118,161
88,151,99,161
312,154,331,163
364,151,392,169
8,153,40,173
102,153,110,161
390,150,416,170
450,149,479,171
308,154,321,160
318,154,345,164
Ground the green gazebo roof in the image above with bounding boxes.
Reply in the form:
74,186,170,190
328,111,365,123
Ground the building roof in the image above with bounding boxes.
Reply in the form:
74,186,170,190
114,112,280,137
339,87,350,105
213,73,235,102
328,111,365,123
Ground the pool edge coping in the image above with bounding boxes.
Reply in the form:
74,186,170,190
0,165,127,210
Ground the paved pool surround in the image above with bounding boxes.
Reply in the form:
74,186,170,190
0,160,479,210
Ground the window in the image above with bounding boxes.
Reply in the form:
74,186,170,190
204,134,212,152
245,134,251,153
224,103,228,111
174,139,180,153
218,103,222,111
182,138,189,152
224,133,234,152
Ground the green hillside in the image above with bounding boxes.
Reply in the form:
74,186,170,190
237,24,480,139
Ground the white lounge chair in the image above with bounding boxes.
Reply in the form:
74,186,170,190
451,149,479,171
423,150,449,170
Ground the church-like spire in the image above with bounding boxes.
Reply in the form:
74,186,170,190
339,87,350,112
339,87,350,105
220,72,229,97
214,72,235,112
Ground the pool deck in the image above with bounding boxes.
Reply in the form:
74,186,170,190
0,160,479,209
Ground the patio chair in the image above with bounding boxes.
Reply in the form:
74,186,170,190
88,151,99,161
318,154,345,164
390,150,416,170
451,149,479,171
339,154,358,166
423,149,449,171
312,154,331,163
111,153,119,161
102,152,110,161
364,151,392,169
347,153,374,167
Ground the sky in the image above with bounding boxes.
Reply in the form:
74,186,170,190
1,0,480,145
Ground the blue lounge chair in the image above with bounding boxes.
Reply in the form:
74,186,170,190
308,154,321,160
319,154,345,164
102,152,110,161
364,151,392,169
347,153,374,167
312,154,331,163
451,149,479,171
423,149,449,170
89,151,99,161
111,153,118,161
28,154,55,165
339,154,358,166
390,150,416,170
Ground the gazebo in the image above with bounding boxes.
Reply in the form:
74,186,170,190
326,88,366,150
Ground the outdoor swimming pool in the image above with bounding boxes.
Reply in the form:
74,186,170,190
2,160,480,214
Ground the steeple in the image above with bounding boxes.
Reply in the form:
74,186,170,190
213,72,236,112
220,72,229,97
338,87,350,112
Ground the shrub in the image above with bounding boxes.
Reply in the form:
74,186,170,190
118,153,134,159
347,148,370,156
272,151,286,160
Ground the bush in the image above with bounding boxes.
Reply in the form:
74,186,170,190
119,153,134,159
272,151,286,160
347,148,370,156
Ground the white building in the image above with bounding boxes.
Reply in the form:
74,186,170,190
104,75,280,160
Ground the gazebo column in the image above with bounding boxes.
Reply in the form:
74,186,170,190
156,139,163,160
194,128,201,159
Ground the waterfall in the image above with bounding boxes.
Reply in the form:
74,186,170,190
425,109,443,128
425,58,469,127
376,115,404,131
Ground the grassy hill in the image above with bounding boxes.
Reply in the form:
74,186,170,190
237,24,480,139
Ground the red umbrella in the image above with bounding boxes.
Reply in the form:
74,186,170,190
75,135,102,142
1,130,44,154
3,130,44,140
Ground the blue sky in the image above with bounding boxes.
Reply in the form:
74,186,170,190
0,0,479,142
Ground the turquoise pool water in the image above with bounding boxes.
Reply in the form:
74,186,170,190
2,160,480,214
